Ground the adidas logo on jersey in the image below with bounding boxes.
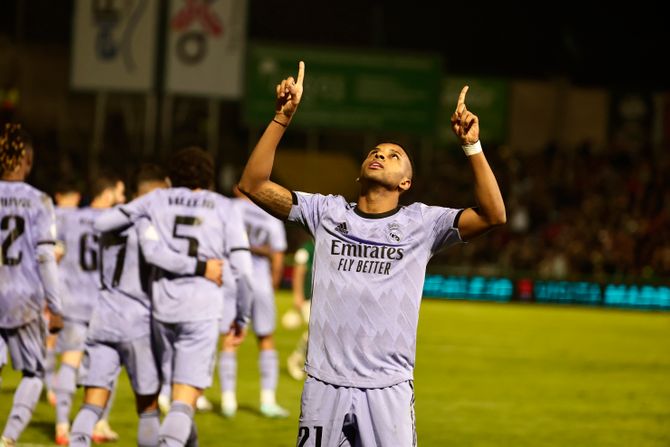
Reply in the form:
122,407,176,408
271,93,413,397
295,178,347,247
335,222,349,235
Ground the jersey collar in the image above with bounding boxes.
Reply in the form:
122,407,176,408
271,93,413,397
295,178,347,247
353,205,401,219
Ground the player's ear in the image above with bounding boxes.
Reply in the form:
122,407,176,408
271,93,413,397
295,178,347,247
398,177,411,192
165,177,172,188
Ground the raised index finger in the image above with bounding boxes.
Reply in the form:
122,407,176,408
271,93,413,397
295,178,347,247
456,85,469,111
296,61,305,85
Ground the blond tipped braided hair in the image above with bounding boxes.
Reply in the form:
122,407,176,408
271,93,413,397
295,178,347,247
0,123,26,174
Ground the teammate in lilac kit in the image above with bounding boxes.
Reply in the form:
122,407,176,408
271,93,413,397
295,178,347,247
43,178,82,408
52,173,125,445
159,247,240,415
68,164,224,447
238,62,506,446
95,148,253,447
218,186,289,418
0,124,64,447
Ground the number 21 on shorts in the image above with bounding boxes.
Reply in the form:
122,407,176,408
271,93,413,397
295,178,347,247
297,425,323,447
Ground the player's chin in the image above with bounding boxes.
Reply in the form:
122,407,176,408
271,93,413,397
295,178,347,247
361,170,385,182
367,171,402,188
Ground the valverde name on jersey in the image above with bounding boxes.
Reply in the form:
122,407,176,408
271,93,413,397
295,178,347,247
167,196,215,209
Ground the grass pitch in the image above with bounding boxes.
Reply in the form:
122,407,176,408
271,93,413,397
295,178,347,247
1,292,669,446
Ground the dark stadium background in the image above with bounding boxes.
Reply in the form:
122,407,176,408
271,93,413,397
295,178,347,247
3,2,670,86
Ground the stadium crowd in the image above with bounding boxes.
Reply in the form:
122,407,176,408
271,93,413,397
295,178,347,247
423,141,670,282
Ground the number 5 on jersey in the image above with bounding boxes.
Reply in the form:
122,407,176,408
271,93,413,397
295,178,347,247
173,215,201,257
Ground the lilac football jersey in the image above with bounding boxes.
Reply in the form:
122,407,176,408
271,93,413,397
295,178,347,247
0,181,61,328
57,207,105,322
88,218,203,342
96,187,249,323
88,222,148,342
236,199,287,292
288,192,463,388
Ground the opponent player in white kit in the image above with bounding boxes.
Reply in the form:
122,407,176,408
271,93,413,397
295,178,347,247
238,62,506,446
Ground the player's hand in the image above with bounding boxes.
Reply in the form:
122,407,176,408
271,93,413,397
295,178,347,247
205,259,224,287
227,321,247,347
275,61,305,123
450,86,480,145
54,241,65,263
48,313,64,334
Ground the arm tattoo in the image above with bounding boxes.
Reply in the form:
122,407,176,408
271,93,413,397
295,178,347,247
247,186,292,220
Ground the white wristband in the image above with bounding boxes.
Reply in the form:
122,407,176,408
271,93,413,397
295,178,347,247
462,140,483,156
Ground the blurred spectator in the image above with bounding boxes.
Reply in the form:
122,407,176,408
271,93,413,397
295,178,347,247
431,139,670,281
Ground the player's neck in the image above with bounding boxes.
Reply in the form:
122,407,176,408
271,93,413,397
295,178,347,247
1,170,26,182
357,185,400,215
90,196,111,208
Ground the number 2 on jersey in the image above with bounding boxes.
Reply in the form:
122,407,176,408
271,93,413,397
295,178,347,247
0,215,25,266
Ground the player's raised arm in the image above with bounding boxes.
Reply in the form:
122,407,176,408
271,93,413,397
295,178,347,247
238,61,305,220
451,86,506,241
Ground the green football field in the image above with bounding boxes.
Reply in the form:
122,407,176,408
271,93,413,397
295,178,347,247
1,292,669,446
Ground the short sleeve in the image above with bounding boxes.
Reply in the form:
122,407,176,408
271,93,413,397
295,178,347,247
287,191,328,237
422,205,464,254
55,209,66,242
35,194,57,244
225,204,250,253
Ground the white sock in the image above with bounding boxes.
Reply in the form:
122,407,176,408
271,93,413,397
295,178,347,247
221,391,237,408
260,389,276,406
